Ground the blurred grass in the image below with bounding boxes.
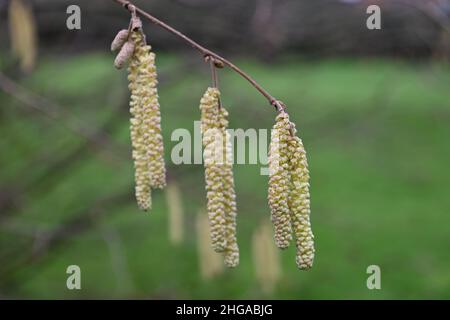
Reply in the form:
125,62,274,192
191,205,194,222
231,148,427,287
1,53,450,299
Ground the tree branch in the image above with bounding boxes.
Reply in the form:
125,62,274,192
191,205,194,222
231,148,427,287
111,0,286,112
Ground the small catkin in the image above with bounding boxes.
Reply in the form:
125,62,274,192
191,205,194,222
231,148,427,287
200,87,226,253
288,124,314,270
111,29,129,51
268,112,293,249
220,107,239,268
114,39,135,69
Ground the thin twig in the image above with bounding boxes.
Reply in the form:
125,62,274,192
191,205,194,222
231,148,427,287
209,58,218,89
111,0,286,112
208,58,222,109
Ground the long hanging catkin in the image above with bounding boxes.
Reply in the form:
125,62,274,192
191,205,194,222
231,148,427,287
287,123,314,270
219,107,239,268
134,33,166,190
126,27,166,210
127,30,151,210
268,110,315,269
268,112,293,249
200,88,226,252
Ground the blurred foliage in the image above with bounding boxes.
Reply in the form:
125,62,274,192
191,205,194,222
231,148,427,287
1,52,450,299
1,0,450,59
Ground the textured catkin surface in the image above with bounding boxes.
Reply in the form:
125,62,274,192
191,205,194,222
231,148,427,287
128,32,151,210
200,88,239,265
287,126,314,270
220,107,239,268
128,31,166,210
114,40,135,69
140,51,166,190
111,29,129,52
268,112,293,249
200,87,226,253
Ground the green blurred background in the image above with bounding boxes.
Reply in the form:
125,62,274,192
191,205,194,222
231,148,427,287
1,0,450,299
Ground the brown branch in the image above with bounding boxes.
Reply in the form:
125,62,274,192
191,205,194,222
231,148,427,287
111,0,286,112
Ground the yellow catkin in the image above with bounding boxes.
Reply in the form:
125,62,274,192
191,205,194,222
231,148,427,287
196,211,224,280
200,87,226,252
166,182,184,245
128,31,151,210
287,124,314,270
8,0,37,72
219,107,239,268
268,112,293,249
252,221,281,295
127,30,166,210
132,32,166,190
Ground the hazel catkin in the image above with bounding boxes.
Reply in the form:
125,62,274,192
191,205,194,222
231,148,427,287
111,29,129,52
128,31,151,210
114,39,135,69
127,29,166,210
287,124,314,270
219,107,239,268
268,111,315,269
200,88,239,266
200,87,226,253
268,112,293,249
134,42,166,190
